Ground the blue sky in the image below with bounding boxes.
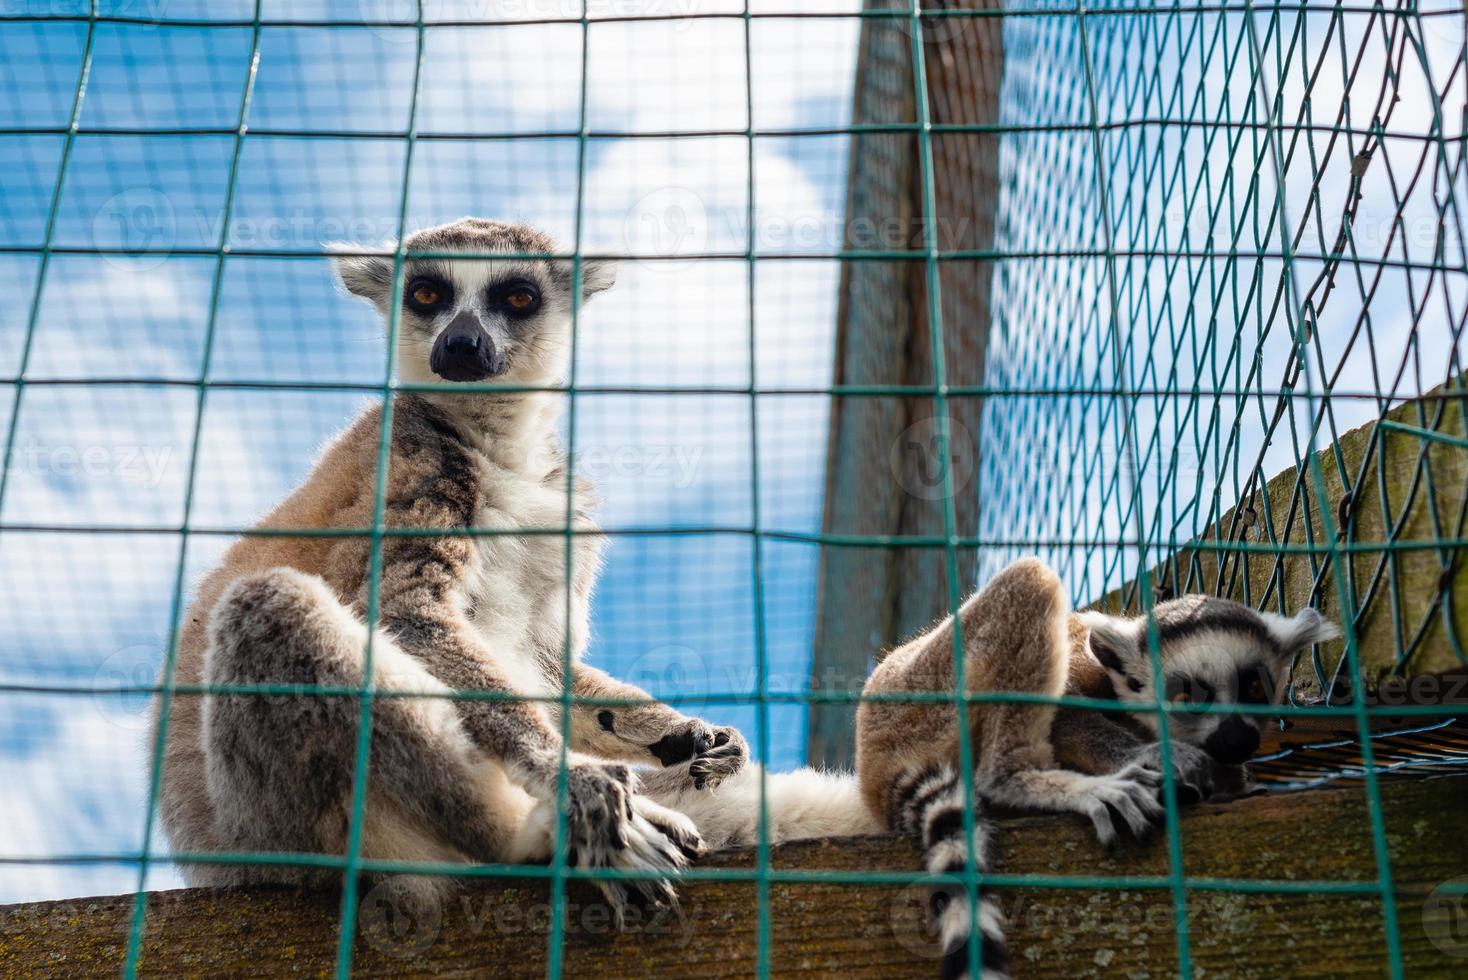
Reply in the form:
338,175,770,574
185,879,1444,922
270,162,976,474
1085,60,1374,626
1,1,1463,904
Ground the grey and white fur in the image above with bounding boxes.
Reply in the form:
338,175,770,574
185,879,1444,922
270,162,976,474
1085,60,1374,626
666,563,1336,980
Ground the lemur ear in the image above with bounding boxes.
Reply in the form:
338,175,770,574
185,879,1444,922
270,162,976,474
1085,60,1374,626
328,243,395,310
578,258,618,299
551,257,617,303
1075,611,1137,675
1262,607,1341,655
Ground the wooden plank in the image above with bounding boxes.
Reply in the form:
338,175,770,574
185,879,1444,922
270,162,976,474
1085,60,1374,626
4,778,1465,977
809,0,1005,769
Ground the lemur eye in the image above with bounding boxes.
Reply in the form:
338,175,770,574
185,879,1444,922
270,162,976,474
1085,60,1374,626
1166,678,1211,708
406,278,450,311
1239,668,1271,704
502,285,540,313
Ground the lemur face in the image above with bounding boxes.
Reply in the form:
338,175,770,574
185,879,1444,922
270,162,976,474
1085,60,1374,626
332,217,617,385
1077,597,1339,764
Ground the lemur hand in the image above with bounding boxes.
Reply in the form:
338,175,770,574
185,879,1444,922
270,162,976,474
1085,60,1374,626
1134,741,1237,804
649,719,749,790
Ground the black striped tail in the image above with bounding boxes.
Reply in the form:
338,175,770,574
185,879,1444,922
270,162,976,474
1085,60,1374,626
890,765,1008,980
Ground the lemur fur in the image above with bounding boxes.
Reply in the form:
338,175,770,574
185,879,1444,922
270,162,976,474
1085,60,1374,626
154,218,749,918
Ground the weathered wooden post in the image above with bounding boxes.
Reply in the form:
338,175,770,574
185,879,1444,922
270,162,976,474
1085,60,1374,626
808,0,1006,769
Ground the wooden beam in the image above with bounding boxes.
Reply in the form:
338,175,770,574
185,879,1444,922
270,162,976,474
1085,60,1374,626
810,0,1005,769
5,778,1464,977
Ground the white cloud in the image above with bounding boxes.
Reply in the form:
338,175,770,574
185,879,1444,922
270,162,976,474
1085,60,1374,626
0,700,183,904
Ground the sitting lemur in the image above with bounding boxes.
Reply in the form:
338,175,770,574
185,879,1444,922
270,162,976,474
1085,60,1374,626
154,219,1334,980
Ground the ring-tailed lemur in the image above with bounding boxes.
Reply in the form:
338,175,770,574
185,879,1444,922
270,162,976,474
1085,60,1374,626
655,559,1335,980
153,217,749,917
857,559,1338,980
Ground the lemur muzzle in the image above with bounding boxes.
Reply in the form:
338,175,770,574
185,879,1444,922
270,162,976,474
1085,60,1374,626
431,312,502,381
1203,713,1261,765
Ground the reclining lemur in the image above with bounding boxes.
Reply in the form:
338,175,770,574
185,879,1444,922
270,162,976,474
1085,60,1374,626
153,219,1335,978
658,560,1336,979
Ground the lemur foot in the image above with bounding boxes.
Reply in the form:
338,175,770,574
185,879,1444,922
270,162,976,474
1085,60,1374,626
562,764,705,921
593,796,705,921
1076,763,1165,846
650,720,749,791
564,762,638,854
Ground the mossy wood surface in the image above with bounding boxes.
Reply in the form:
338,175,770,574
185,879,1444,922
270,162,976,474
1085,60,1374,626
4,778,1464,978
1093,377,1467,749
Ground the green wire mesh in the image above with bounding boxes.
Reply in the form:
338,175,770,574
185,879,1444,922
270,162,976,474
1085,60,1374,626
0,1,1464,977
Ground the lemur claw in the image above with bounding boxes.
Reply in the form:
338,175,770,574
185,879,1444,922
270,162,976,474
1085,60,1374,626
564,763,636,855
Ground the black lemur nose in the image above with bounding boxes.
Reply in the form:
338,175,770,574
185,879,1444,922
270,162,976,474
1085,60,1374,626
445,331,479,356
1204,713,1261,765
